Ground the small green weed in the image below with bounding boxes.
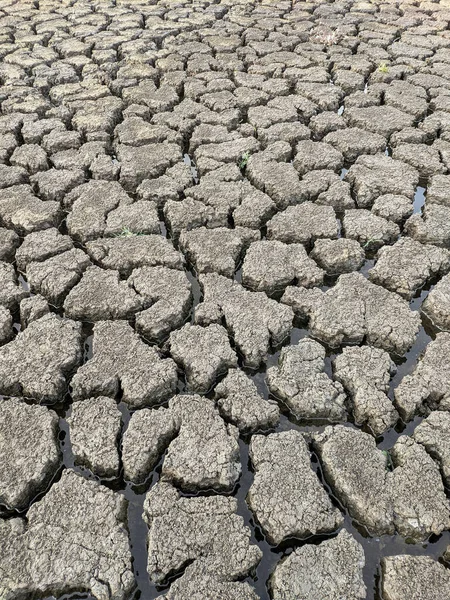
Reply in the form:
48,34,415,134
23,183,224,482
363,237,383,249
116,227,143,237
239,151,251,170
378,62,389,73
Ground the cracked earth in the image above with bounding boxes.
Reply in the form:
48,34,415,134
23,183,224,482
1,0,450,599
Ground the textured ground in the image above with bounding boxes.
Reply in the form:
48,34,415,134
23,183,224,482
1,0,450,598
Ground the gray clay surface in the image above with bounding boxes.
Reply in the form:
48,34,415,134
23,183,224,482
0,2,449,599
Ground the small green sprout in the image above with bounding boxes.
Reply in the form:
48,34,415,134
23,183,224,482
378,62,389,73
363,238,383,249
239,151,251,170
116,227,142,237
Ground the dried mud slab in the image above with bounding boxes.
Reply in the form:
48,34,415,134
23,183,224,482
242,239,324,294
422,272,450,330
283,273,420,355
85,235,184,276
196,273,293,368
0,260,27,310
130,266,192,342
271,530,366,600
369,238,450,300
427,174,450,207
344,155,419,209
343,209,400,251
267,202,339,246
122,406,175,484
65,180,134,242
26,248,92,305
414,412,450,488
310,238,365,275
156,563,259,600
179,226,258,277
170,323,237,393
0,470,134,600
395,333,450,420
15,228,73,271
248,431,343,545
0,313,82,403
72,320,178,409
0,227,19,262
267,339,346,422
371,195,413,224
314,426,450,541
214,368,280,432
162,395,241,492
0,398,60,511
0,184,60,234
405,204,450,247
333,346,398,436
64,266,145,321
143,481,262,584
67,397,121,479
19,295,49,329
381,555,450,600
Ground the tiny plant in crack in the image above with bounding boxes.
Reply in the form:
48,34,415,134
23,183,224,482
116,227,143,237
239,151,251,171
363,237,383,249
378,62,389,73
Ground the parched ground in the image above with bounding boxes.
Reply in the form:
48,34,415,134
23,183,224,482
1,0,450,598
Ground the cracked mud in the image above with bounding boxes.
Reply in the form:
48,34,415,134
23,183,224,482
1,0,450,599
